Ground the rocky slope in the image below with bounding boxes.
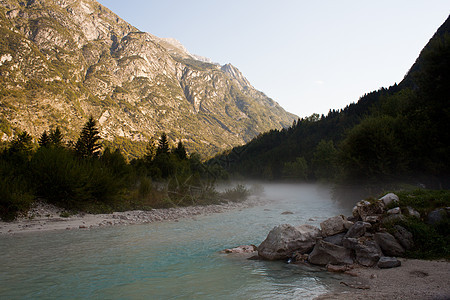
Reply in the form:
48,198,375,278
0,0,297,157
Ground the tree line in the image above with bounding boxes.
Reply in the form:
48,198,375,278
210,19,450,188
0,117,238,221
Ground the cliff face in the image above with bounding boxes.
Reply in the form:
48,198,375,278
0,0,297,157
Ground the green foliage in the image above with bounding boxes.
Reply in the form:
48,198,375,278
312,140,339,180
340,115,405,179
283,157,308,180
384,189,450,259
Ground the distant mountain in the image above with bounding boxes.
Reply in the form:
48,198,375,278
0,0,297,157
211,15,450,184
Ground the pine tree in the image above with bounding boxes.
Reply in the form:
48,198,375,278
75,116,102,158
38,130,50,148
49,126,64,147
156,132,169,157
10,131,33,153
174,141,187,160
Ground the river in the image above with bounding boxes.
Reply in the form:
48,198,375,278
0,183,359,299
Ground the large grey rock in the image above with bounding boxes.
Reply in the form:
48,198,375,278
379,193,399,206
393,225,414,250
354,240,382,267
308,240,354,266
387,207,401,215
342,237,359,250
381,214,407,224
378,256,401,268
324,233,346,246
344,221,370,239
427,208,447,225
257,224,320,260
374,232,405,256
320,215,346,237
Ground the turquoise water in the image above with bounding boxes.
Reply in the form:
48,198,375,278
0,183,353,299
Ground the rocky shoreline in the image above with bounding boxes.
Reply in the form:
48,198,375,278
223,193,450,299
0,197,261,235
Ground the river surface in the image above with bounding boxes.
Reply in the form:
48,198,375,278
0,183,358,299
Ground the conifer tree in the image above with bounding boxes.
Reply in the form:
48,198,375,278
38,130,50,148
174,141,187,160
75,116,102,157
49,126,64,147
156,132,169,156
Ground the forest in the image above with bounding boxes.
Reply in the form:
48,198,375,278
0,117,243,221
210,18,450,188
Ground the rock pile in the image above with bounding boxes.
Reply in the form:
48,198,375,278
245,193,417,271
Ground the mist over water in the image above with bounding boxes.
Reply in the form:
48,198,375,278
0,183,360,299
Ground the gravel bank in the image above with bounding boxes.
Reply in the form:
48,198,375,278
316,258,450,300
0,197,261,234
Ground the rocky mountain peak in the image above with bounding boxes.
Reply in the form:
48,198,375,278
0,0,297,158
221,63,252,89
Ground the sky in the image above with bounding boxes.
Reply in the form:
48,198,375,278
97,0,449,118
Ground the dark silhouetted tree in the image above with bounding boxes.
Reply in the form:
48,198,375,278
174,141,187,160
75,116,102,158
38,130,50,148
156,133,169,157
49,126,64,147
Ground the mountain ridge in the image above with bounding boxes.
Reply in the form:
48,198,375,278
0,0,297,158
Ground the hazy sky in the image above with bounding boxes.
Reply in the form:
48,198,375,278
97,0,449,117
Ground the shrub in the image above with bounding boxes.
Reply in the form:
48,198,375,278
221,184,250,202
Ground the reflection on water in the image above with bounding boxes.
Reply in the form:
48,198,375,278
0,183,353,299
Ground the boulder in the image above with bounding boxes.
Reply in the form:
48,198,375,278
354,240,382,267
320,215,346,237
379,193,399,206
393,225,414,250
381,214,406,224
324,233,346,246
406,206,420,218
257,224,320,260
378,256,401,268
427,208,447,225
308,240,354,266
387,207,401,215
344,221,370,239
374,232,405,256
353,200,384,222
342,237,359,250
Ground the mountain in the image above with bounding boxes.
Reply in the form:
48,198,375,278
0,0,297,158
211,15,450,185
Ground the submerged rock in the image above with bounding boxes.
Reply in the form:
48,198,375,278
222,245,257,254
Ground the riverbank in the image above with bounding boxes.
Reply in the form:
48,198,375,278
0,197,262,234
316,258,450,300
